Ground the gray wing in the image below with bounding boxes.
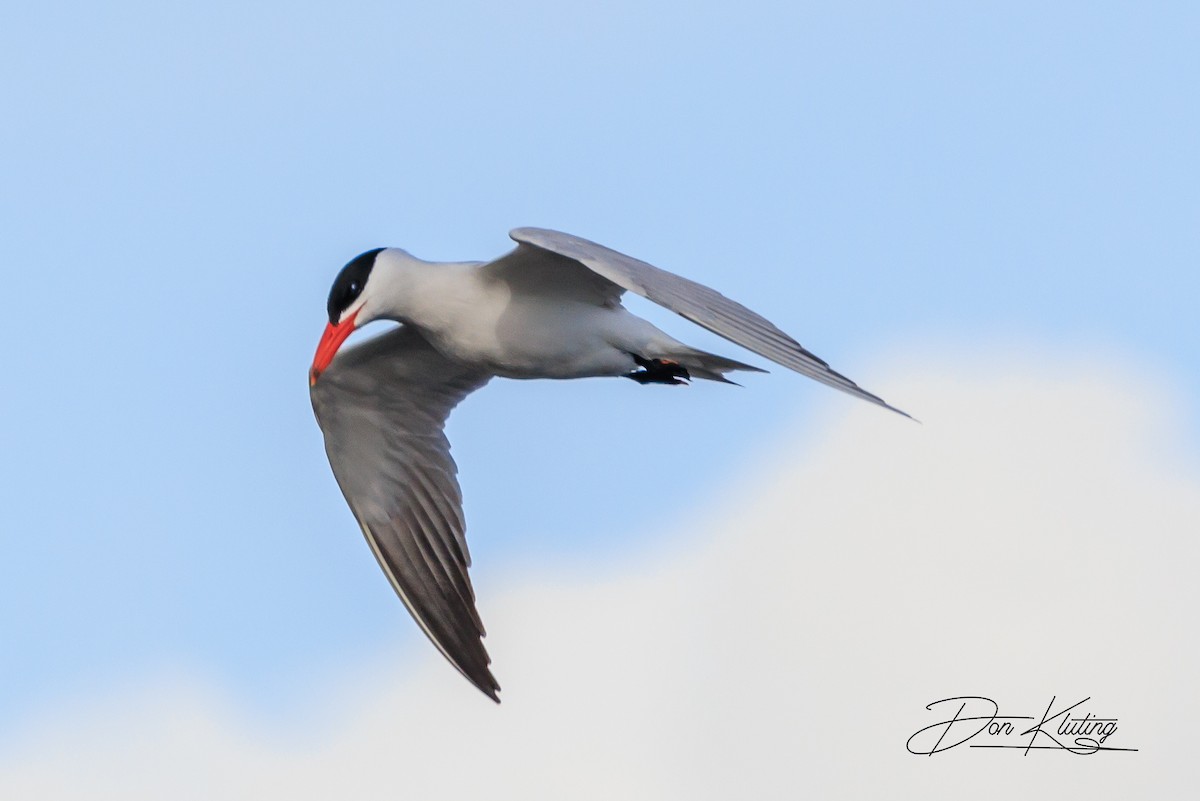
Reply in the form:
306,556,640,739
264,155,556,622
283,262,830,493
500,227,911,418
310,325,499,701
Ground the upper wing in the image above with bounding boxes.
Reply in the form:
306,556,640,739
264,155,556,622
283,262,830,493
481,239,627,308
310,325,499,700
505,227,911,418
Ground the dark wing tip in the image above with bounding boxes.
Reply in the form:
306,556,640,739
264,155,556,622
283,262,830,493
850,383,917,422
849,377,916,421
459,664,500,702
458,645,501,703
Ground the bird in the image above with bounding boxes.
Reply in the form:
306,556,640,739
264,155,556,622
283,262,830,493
309,227,910,702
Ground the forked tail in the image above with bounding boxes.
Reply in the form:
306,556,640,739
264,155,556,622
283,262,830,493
627,347,766,385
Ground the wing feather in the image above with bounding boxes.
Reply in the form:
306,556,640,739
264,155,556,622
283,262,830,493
504,227,911,418
310,325,499,700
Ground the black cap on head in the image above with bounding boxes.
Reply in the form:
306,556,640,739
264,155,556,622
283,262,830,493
327,248,384,324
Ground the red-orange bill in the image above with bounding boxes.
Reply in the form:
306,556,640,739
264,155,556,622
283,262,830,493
309,310,359,385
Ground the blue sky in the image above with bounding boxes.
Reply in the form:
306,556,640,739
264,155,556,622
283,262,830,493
1,0,1197,746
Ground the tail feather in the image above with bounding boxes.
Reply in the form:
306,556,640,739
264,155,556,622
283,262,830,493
662,347,767,384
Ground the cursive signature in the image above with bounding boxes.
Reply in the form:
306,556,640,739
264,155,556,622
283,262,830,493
906,696,1138,755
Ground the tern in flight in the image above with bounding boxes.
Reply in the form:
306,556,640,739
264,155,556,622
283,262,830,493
309,228,909,701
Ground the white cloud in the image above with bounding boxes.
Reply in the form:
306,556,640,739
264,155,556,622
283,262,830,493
3,347,1196,800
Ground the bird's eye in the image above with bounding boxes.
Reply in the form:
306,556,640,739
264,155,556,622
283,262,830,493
329,247,383,325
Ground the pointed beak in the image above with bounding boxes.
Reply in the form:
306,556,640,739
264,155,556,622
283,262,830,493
309,309,359,386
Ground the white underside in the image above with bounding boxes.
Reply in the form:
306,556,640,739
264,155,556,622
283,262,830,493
431,295,682,379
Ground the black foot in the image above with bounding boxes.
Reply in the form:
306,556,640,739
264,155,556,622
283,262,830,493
625,355,691,385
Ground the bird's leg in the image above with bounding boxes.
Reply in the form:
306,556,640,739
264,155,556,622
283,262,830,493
625,354,691,385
